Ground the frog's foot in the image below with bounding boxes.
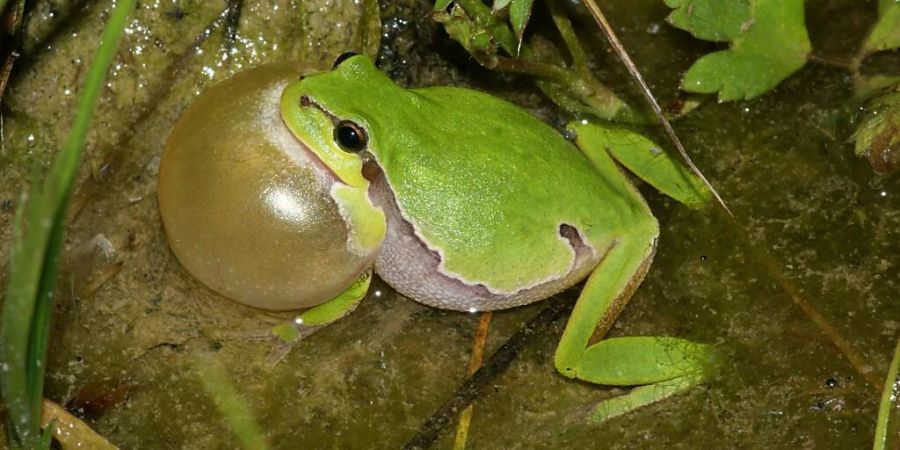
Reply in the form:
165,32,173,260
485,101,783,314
569,121,713,209
553,230,718,423
210,320,330,368
574,336,716,423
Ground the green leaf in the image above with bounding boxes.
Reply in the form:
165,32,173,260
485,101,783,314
509,0,534,45
863,0,900,54
853,81,900,175
433,6,498,57
194,355,269,450
665,0,752,42
433,0,453,11
666,0,811,101
492,0,513,10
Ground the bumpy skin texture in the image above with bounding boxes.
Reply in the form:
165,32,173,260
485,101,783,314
281,56,657,311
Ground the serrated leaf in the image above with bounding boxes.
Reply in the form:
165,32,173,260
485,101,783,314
434,6,497,56
665,0,751,42
666,0,810,101
854,82,900,175
863,0,900,54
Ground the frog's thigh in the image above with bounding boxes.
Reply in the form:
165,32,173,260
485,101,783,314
553,238,715,422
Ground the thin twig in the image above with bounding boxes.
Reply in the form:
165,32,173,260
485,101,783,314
807,53,855,71
580,0,732,216
0,0,26,100
452,312,493,450
41,399,118,450
404,297,574,449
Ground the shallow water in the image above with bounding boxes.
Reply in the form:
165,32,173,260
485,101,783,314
0,0,898,448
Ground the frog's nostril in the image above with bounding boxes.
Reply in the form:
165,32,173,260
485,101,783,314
300,95,311,107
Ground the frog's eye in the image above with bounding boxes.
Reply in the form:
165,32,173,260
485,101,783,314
333,52,359,69
334,120,368,152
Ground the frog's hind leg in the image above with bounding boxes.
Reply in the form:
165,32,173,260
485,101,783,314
553,235,716,423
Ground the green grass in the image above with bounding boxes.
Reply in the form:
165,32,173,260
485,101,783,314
194,355,270,450
874,337,900,450
0,1,135,448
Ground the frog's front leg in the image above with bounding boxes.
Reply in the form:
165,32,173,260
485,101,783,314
265,270,373,365
553,235,716,423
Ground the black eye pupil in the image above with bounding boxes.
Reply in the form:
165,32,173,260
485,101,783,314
334,120,367,152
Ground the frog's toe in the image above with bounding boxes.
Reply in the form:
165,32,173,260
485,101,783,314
576,336,715,386
570,336,717,423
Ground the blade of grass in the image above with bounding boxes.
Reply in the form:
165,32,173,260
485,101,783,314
194,354,269,450
0,0,135,447
873,336,900,450
452,312,492,450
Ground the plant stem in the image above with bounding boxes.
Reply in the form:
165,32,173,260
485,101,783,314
873,337,900,450
546,0,589,78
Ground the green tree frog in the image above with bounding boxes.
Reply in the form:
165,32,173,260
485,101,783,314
159,54,716,422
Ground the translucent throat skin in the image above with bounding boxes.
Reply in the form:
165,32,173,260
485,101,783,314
158,64,378,311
